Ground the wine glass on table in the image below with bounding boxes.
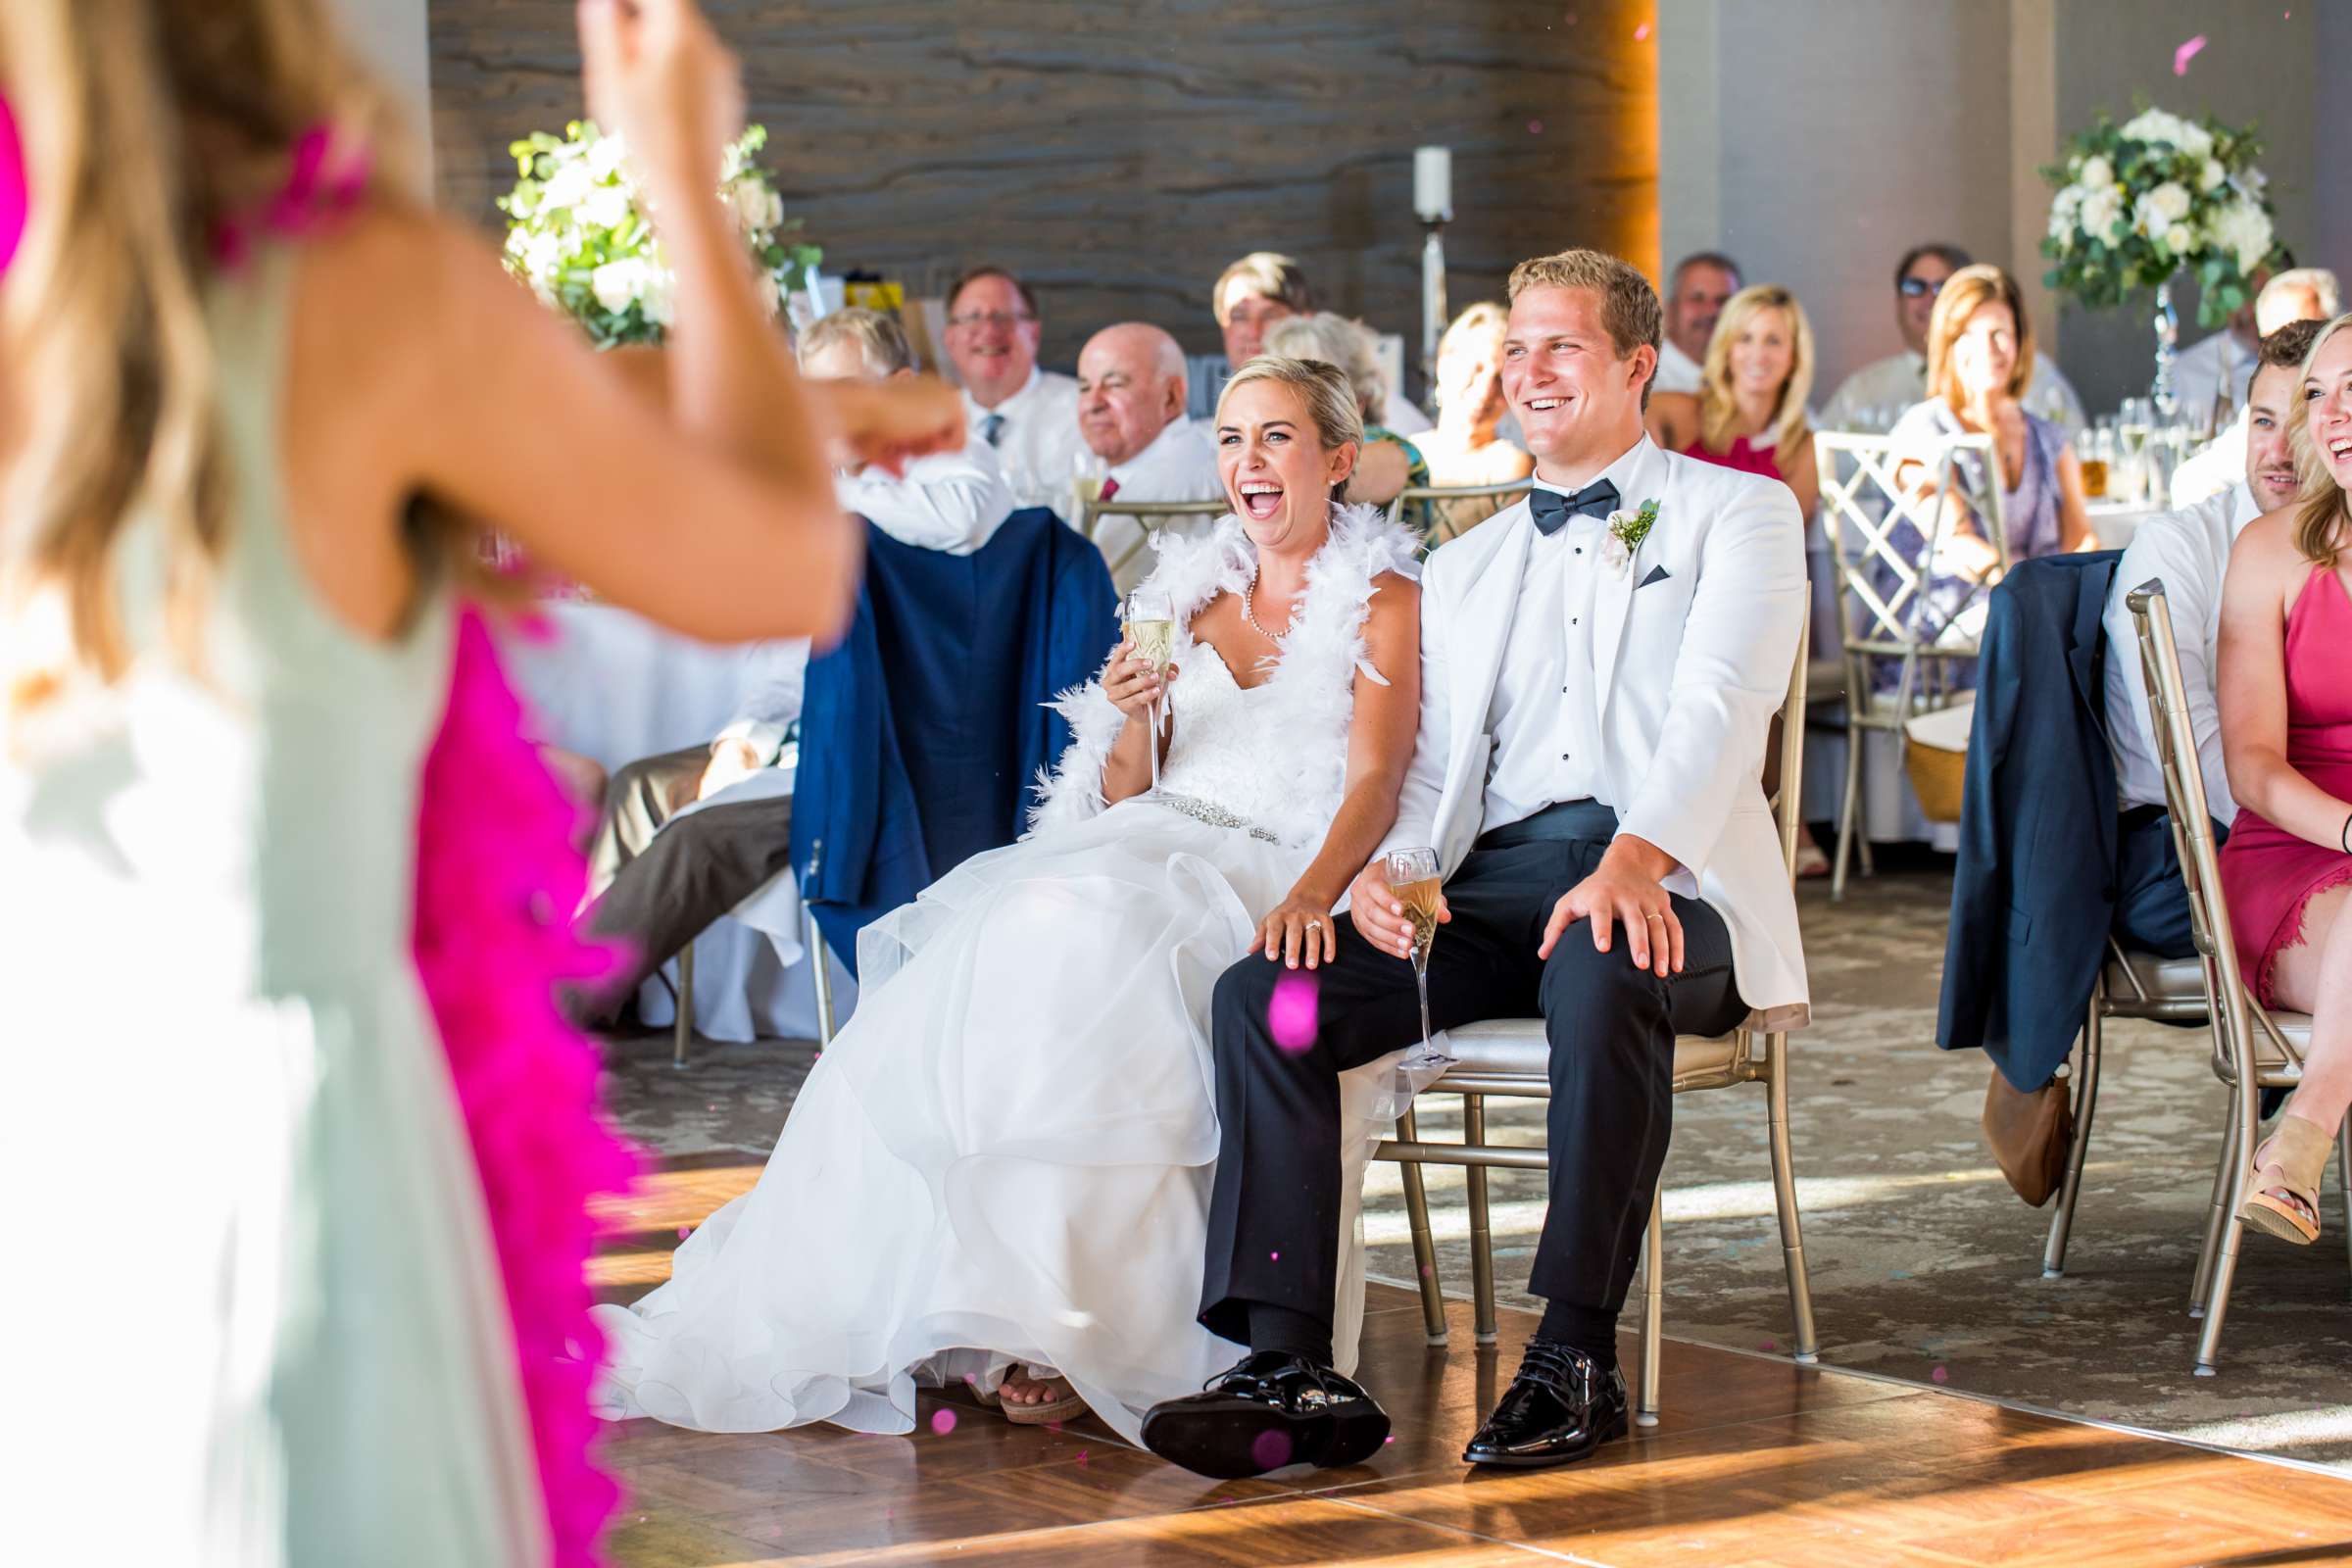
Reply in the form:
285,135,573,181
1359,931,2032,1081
2116,398,2153,505
1122,587,1176,793
1384,846,1453,1070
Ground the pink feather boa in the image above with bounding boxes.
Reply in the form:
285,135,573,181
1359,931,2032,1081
415,608,641,1567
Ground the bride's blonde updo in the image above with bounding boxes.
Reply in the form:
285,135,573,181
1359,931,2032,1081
1215,356,1365,499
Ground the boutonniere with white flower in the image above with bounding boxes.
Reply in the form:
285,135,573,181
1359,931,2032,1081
1602,499,1661,572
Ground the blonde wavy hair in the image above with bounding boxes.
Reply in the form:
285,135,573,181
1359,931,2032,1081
2286,311,2352,570
1,0,416,692
1261,312,1390,424
1925,263,2035,409
1215,356,1365,501
1697,284,1814,470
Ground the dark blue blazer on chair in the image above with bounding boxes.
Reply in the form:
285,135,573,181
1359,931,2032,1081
788,508,1117,975
1937,551,2123,1091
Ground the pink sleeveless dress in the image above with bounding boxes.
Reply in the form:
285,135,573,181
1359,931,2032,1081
2218,563,2352,1005
1683,431,1784,483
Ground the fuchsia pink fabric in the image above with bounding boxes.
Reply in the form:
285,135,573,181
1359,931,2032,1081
0,96,24,273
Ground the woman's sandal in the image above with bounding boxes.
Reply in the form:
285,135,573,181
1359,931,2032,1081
999,1368,1090,1427
2241,1114,2333,1246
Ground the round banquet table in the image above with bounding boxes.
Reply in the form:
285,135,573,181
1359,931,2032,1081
500,601,853,1043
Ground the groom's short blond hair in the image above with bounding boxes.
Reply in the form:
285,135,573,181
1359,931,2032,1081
1506,250,1663,369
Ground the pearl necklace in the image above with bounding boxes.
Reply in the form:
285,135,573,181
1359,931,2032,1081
1242,567,1296,641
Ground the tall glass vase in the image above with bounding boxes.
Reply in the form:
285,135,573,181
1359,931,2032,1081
2151,274,2180,418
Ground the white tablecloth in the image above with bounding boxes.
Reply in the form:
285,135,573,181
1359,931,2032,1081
2086,499,2159,552
502,602,853,1042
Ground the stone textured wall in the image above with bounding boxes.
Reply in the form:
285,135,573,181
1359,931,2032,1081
427,1,1659,368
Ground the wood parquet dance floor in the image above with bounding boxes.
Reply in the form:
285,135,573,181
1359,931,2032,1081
596,1156,2352,1566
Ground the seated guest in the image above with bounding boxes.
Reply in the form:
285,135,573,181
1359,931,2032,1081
1653,250,1742,395
1822,243,2087,435
1263,311,1430,508
1076,321,1224,589
945,264,1084,497
2216,311,2352,1247
1890,263,2095,591
1645,283,1826,874
2170,267,2335,432
1198,250,1313,417
1644,282,1820,516
1415,301,1535,535
2173,268,2339,506
580,309,1014,1012
2106,320,2319,956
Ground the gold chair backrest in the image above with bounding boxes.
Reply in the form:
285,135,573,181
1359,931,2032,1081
1384,479,1537,548
1078,496,1227,587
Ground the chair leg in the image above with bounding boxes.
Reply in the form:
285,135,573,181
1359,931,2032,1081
2193,1079,2263,1375
672,942,695,1069
2189,1088,2238,1317
1396,1105,1449,1347
1464,1094,1497,1347
1764,1033,1820,1362
1638,1193,1663,1427
806,904,837,1048
2043,999,2103,1279
1832,717,1864,902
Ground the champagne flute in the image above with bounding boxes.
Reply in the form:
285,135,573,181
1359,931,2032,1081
1384,846,1453,1069
1122,587,1176,793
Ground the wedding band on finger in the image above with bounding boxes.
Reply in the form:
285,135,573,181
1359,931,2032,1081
1644,913,1665,922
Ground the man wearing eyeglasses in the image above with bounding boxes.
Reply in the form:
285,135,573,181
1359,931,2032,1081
1820,242,2086,435
945,265,1085,502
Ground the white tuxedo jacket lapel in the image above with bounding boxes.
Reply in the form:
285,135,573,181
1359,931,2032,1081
1590,439,1669,725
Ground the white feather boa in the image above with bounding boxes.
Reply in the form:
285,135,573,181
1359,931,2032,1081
1027,503,1421,847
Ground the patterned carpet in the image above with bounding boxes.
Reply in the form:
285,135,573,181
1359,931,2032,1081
596,861,2352,1473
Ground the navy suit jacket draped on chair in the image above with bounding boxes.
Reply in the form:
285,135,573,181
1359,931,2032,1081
789,508,1118,974
1938,551,2123,1091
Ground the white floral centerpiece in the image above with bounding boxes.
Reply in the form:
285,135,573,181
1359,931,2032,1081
497,122,821,349
2041,106,2283,406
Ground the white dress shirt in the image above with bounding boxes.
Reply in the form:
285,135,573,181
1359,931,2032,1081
961,366,1084,496
1821,350,2087,437
2102,480,2259,823
1095,414,1227,592
2168,329,2258,432
2171,406,2248,508
1652,338,1705,396
1479,448,1648,832
714,442,1015,764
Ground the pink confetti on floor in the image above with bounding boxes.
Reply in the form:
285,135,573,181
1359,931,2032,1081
676,1227,691,1241
1269,972,1320,1053
2174,33,2207,74
930,1409,958,1435
1528,120,1545,135
1931,1365,1949,1385
1250,1430,1295,1470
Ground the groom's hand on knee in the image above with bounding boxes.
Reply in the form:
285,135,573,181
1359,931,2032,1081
1539,840,1683,979
1348,858,1447,961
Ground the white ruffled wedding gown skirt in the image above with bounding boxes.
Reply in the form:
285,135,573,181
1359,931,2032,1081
590,797,1411,1445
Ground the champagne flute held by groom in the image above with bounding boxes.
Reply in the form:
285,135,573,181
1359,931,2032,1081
1141,249,1810,1479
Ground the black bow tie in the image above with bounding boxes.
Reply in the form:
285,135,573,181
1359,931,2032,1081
1530,478,1620,536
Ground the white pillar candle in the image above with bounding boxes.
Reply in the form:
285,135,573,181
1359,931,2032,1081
1413,145,1452,221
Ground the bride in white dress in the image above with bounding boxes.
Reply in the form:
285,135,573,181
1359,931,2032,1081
594,358,1426,1444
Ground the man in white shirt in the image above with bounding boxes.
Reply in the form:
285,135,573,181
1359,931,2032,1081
2105,319,2316,957
1150,249,1807,1481
1652,250,1741,395
1077,321,1226,590
579,309,1015,1018
945,265,1084,499
1820,243,2087,435
2170,268,2338,506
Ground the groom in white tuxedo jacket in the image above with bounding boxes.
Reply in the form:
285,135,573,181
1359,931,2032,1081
1144,250,1809,1480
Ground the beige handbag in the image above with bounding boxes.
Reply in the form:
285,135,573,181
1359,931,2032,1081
1982,1063,2074,1208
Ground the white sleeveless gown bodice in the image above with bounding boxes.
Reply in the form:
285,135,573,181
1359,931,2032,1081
592,508,1420,1445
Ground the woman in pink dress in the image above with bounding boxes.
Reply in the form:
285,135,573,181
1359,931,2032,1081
2217,311,2352,1245
1644,283,1820,517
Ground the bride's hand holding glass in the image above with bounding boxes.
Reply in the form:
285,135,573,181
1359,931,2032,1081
1102,637,1174,724
1346,856,1447,962
1258,891,1340,970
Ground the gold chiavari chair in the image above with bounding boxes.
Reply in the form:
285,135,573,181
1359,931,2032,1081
1382,478,1536,549
1078,496,1225,592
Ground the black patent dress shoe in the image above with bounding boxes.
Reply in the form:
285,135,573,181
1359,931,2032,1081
1461,1339,1629,1468
1140,1350,1391,1479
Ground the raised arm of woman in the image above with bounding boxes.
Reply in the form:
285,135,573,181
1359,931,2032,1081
1254,573,1422,967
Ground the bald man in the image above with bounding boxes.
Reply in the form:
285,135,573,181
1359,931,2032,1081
1075,321,1225,588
